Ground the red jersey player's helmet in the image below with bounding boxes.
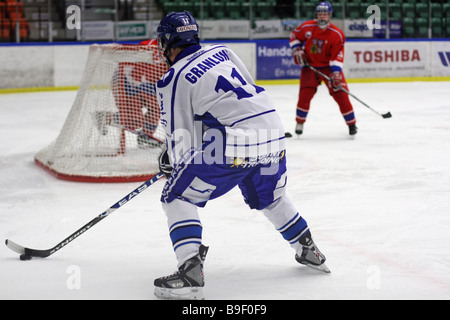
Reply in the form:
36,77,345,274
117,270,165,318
316,2,333,28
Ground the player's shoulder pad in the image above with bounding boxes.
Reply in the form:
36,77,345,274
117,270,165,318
157,68,175,88
292,20,317,35
328,23,346,42
301,20,318,27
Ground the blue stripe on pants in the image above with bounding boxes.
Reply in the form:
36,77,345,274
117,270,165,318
344,112,355,122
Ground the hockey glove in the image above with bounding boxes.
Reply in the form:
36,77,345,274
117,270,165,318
330,71,343,91
292,47,306,66
158,148,173,179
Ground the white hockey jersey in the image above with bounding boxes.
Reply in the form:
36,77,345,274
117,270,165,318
156,44,286,165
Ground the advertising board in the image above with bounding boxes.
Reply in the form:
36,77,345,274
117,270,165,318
344,41,429,78
255,39,450,80
256,40,301,80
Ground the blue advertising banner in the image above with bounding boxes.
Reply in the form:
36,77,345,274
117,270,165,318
373,20,402,39
256,40,302,80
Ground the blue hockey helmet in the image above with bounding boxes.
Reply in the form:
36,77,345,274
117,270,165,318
316,2,333,27
156,11,200,65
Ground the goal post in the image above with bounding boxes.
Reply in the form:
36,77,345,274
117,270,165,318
35,43,168,182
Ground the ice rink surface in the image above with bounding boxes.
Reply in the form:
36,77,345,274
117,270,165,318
1,81,449,300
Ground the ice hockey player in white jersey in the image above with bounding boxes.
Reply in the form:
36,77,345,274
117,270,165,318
154,11,329,300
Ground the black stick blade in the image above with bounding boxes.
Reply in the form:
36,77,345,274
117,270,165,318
382,112,392,118
5,239,51,258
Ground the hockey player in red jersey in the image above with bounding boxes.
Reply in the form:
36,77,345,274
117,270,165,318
102,39,167,148
290,2,357,136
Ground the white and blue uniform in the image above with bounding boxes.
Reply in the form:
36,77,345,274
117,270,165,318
156,44,309,266
157,44,286,162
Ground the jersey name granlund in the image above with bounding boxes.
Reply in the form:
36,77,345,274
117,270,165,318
184,49,231,84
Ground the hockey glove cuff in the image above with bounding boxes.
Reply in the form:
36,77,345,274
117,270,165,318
292,48,306,66
330,71,343,91
158,148,173,179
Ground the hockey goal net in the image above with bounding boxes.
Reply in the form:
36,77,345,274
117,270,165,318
35,43,168,182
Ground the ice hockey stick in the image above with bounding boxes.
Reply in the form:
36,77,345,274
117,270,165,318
5,172,165,260
305,63,392,119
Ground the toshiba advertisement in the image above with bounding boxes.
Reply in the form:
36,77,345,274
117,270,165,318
256,39,450,80
344,41,428,78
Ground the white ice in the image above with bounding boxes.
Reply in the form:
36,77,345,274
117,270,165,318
1,81,450,300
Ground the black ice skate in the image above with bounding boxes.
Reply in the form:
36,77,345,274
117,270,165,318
349,124,358,135
154,245,209,300
295,123,304,135
295,230,330,273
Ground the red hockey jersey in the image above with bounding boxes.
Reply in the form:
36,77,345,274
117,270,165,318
289,20,345,72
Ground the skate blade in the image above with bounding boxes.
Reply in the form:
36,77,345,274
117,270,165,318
154,286,205,300
304,262,331,273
